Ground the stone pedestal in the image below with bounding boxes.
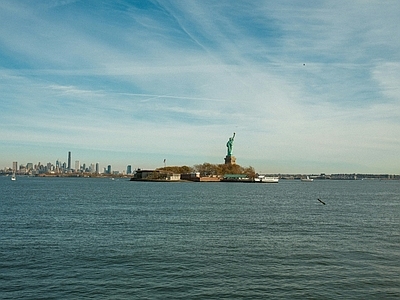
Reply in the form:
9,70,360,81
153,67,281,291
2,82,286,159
224,155,236,165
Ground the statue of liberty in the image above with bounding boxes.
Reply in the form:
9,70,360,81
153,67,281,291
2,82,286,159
226,132,236,156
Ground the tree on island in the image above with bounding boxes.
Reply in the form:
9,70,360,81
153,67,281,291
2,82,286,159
193,163,255,178
156,165,194,174
156,163,255,178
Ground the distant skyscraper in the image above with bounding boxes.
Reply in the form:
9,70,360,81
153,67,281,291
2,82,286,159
127,165,132,174
68,151,71,170
75,160,80,171
12,161,18,172
107,165,112,174
96,163,99,174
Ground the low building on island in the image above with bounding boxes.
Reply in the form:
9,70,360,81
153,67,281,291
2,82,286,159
221,174,252,182
131,169,181,181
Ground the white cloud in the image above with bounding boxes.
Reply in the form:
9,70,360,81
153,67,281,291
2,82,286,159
373,62,400,102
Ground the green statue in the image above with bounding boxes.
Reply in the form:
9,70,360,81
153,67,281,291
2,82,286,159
226,132,235,156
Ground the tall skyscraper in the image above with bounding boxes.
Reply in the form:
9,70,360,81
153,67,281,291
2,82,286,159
96,163,99,174
107,165,112,174
75,160,80,171
13,161,18,172
26,163,33,171
127,165,132,174
67,151,71,170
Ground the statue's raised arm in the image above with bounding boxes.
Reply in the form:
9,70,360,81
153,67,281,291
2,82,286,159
226,132,236,156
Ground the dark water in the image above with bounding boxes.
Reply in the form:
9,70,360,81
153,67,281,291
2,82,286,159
1,176,399,299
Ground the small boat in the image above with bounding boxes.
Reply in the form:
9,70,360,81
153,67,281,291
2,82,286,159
301,176,313,182
11,172,16,181
254,175,279,183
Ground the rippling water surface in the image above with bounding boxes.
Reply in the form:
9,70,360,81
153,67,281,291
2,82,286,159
1,176,399,299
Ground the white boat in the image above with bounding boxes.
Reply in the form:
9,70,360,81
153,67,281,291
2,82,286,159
11,172,16,181
254,175,279,183
301,176,313,182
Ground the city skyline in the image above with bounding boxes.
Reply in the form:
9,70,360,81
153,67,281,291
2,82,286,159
1,1,400,174
4,151,134,175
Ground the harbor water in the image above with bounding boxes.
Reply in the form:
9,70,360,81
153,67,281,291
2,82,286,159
1,176,399,299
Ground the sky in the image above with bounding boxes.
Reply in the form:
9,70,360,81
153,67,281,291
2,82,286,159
1,0,400,174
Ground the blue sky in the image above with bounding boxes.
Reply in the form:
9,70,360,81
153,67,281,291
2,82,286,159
1,0,400,174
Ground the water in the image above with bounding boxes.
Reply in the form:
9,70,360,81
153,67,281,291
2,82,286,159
1,176,399,299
